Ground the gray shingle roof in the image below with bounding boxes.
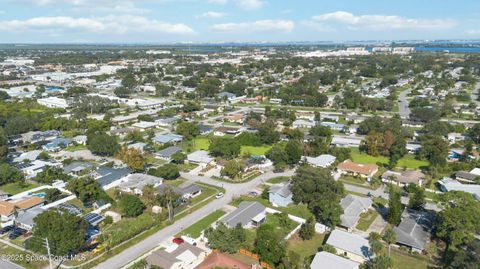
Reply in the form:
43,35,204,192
155,146,182,158
221,201,265,228
394,209,432,251
340,194,373,229
95,166,131,187
269,182,292,198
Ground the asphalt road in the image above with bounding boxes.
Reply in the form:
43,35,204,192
91,169,294,269
0,259,25,269
398,88,412,119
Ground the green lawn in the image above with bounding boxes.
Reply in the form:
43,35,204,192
192,137,210,150
389,248,429,269
356,209,379,231
65,144,87,152
0,182,39,195
288,233,326,262
350,148,429,169
339,176,376,190
240,145,272,156
179,210,226,238
267,176,290,184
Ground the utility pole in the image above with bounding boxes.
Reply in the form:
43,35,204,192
44,237,53,269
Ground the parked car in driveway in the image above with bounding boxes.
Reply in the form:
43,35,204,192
0,225,13,235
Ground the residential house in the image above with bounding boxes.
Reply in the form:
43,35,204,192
337,160,379,180
345,115,366,124
438,177,480,200
198,124,213,135
221,201,266,228
146,243,205,269
42,138,72,152
394,209,432,252
447,133,465,144
381,170,425,187
326,229,372,263
214,127,242,136
21,130,59,144
303,154,336,168
454,171,479,183
119,174,163,195
17,160,62,179
0,196,45,222
292,119,316,129
15,207,45,231
310,251,360,269
127,142,147,153
155,146,182,161
295,111,315,121
223,114,244,124
12,150,42,163
155,184,202,200
320,121,345,131
132,121,157,132
63,161,93,177
37,97,71,109
186,150,214,167
339,194,373,232
72,135,87,145
155,117,180,127
406,142,422,154
92,166,131,190
153,134,183,145
331,136,362,147
471,168,480,176
269,182,293,207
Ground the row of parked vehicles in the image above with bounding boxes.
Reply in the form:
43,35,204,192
0,225,28,240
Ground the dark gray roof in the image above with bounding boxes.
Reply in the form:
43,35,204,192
155,184,202,196
455,171,479,181
394,209,432,251
63,161,93,174
198,124,213,133
95,166,131,187
155,146,182,158
83,212,105,227
221,201,265,228
176,184,202,196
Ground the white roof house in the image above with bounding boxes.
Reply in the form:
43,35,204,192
326,229,372,263
187,150,214,165
13,150,42,163
118,173,163,195
132,121,157,131
37,97,70,109
470,168,480,176
310,251,360,269
303,154,336,168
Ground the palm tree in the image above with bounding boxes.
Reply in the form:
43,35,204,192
383,227,397,257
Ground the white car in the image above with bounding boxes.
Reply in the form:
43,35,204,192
215,192,224,199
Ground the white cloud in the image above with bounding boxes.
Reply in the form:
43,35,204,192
0,15,195,35
197,11,227,19
208,0,228,4
309,11,456,31
466,29,480,36
24,0,149,14
237,0,265,11
212,19,294,34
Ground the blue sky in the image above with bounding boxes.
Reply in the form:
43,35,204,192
0,0,479,43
